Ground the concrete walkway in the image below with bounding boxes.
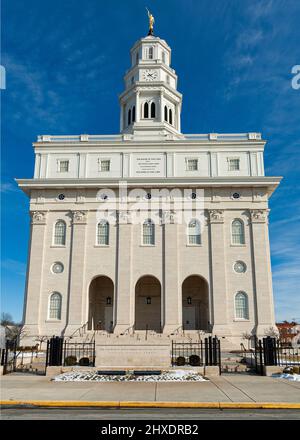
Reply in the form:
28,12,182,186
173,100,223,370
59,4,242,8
1,373,299,406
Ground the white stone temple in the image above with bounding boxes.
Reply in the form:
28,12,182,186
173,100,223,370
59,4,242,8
17,22,281,365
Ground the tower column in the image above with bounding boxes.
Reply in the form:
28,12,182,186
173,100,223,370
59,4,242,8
136,91,140,122
64,210,87,335
162,211,181,333
114,211,133,333
160,90,164,123
249,209,276,336
208,210,231,336
23,211,48,337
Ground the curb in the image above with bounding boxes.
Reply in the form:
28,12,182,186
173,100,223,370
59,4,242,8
1,400,300,409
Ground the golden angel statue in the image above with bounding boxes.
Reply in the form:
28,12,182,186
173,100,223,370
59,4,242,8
146,8,155,35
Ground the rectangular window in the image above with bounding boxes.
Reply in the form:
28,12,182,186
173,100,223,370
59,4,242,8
187,159,198,171
59,160,69,173
100,160,110,172
228,158,240,171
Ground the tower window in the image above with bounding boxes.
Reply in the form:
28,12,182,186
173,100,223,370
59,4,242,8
58,160,69,173
228,158,240,171
187,159,198,171
136,52,139,64
151,102,156,118
49,292,62,320
143,219,155,245
144,102,149,118
231,219,245,245
162,51,166,63
128,108,131,126
148,47,154,59
188,220,201,245
235,292,249,320
97,221,109,245
100,160,110,172
164,106,168,122
54,220,66,246
166,75,170,85
169,109,173,125
132,106,136,122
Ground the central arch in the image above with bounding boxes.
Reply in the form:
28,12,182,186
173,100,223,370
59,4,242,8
135,275,162,332
88,276,114,332
182,275,209,331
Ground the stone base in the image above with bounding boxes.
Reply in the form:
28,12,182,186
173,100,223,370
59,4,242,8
204,366,220,376
263,365,285,376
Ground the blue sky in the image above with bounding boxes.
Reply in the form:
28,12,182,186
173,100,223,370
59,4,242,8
1,0,300,323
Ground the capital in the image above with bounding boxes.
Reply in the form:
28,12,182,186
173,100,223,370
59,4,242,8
208,209,224,224
249,209,269,224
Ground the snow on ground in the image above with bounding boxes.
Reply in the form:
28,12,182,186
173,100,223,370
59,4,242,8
272,373,300,382
54,369,207,382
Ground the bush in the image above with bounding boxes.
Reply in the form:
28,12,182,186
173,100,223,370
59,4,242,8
176,356,185,366
79,357,90,366
64,355,77,366
189,355,200,366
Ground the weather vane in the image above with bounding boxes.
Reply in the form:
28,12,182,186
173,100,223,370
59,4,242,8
146,7,155,36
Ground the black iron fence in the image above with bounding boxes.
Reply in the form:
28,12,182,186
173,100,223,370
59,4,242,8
252,337,300,375
46,336,96,367
171,336,221,372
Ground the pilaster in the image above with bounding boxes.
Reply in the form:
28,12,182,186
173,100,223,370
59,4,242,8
64,210,88,335
208,209,231,336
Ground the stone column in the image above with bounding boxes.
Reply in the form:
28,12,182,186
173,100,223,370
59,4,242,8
208,209,231,336
23,211,48,337
160,90,164,123
162,210,181,333
114,211,133,333
64,210,88,335
249,209,276,336
136,91,140,122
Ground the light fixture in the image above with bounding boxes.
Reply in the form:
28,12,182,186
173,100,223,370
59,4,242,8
187,296,192,305
146,297,151,305
106,297,112,305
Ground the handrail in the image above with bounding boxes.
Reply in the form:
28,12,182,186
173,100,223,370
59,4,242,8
120,324,135,336
168,325,183,336
68,321,89,339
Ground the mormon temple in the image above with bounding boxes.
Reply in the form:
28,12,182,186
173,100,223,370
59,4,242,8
18,17,281,364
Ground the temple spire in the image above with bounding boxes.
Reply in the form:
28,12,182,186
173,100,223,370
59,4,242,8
146,8,155,36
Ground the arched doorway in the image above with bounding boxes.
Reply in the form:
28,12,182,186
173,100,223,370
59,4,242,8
182,276,209,331
135,275,162,332
88,276,114,332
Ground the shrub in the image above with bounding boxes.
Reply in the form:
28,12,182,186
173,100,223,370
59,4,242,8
176,356,185,366
64,355,77,366
189,355,200,366
79,357,90,366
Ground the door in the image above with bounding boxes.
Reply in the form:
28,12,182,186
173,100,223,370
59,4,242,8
183,307,195,330
104,306,113,332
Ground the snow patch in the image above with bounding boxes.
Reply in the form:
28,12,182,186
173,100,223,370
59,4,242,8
53,370,207,382
272,373,300,382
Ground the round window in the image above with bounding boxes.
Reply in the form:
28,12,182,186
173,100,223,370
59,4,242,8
232,192,240,199
146,193,152,200
58,194,65,200
234,261,247,273
191,192,197,200
52,262,64,274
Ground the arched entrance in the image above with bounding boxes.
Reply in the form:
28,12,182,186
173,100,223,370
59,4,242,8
182,275,209,331
135,275,162,332
88,276,114,332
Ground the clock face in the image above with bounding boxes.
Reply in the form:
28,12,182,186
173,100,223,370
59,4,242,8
142,69,158,81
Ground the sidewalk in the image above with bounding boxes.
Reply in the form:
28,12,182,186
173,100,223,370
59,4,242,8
1,373,300,408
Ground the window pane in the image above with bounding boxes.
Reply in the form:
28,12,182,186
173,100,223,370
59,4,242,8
100,160,110,172
59,161,69,172
54,221,66,245
49,293,61,320
235,293,248,319
97,222,109,245
232,220,245,244
187,159,198,171
188,220,201,244
143,221,154,245
229,159,240,171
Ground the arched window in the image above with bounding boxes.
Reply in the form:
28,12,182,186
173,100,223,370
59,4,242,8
235,292,249,319
144,102,149,118
151,102,156,118
188,220,201,245
132,106,136,122
97,221,109,245
49,292,62,320
169,108,173,125
136,52,139,64
143,219,155,245
128,108,131,126
164,106,168,122
148,47,153,59
231,219,245,245
54,220,66,246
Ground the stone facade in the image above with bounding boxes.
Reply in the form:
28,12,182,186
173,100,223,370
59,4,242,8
17,30,281,355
